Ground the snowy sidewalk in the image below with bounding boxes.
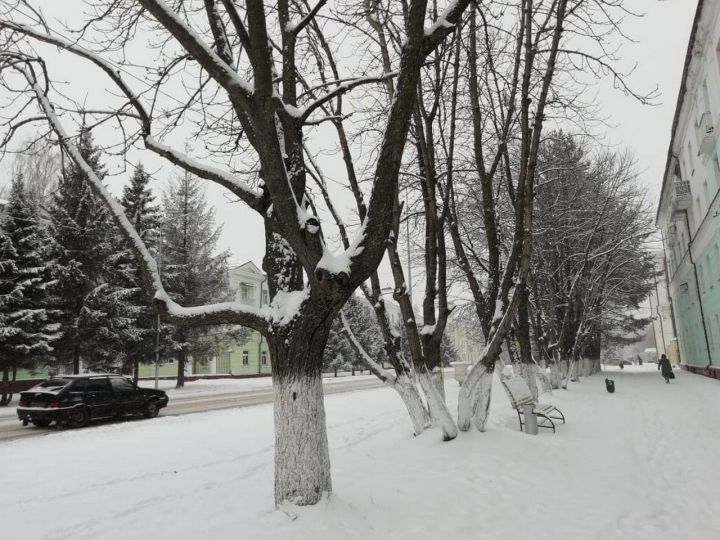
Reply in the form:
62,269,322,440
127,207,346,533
2,365,719,540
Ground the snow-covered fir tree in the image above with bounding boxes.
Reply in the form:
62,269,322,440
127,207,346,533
161,170,232,387
118,163,163,381
49,127,133,373
0,175,57,404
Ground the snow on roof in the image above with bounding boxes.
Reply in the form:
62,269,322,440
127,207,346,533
232,261,264,276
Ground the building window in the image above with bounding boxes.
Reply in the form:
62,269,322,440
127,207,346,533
242,350,249,365
687,140,694,175
261,351,268,365
240,284,255,305
713,155,720,193
262,289,269,306
707,255,713,288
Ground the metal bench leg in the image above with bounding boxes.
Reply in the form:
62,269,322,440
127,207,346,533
535,412,556,433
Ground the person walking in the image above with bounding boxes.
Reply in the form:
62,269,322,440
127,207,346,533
658,354,675,383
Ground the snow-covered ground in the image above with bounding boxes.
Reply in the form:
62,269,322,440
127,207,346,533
3,364,719,540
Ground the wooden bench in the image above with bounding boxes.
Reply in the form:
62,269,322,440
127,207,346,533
500,375,565,433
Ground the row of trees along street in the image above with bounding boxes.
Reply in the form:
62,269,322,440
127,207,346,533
0,132,245,405
0,0,656,506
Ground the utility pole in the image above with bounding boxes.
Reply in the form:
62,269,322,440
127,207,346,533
154,226,163,390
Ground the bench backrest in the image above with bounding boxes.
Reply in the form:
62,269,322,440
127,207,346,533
500,376,536,409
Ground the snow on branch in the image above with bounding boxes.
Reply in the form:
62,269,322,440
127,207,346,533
0,21,263,212
296,71,399,124
423,0,472,54
340,311,395,384
20,65,267,333
138,0,254,98
145,137,263,211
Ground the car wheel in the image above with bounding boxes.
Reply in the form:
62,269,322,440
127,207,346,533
67,407,89,428
31,418,52,428
143,400,159,419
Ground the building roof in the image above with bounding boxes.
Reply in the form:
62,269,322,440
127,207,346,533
656,0,706,225
232,261,264,276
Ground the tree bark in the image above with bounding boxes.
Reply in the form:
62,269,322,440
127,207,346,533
176,335,186,388
457,363,494,432
516,284,538,399
73,345,80,374
269,320,333,506
394,374,432,436
0,366,10,406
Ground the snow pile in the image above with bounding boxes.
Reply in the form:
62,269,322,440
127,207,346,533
2,365,719,539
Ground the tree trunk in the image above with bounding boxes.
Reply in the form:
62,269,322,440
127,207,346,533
133,358,139,384
518,362,539,401
0,366,10,406
73,345,80,374
269,321,333,507
394,374,431,436
516,285,538,399
417,370,457,441
457,363,494,432
176,346,186,389
549,360,561,390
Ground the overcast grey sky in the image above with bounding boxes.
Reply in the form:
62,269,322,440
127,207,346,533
1,0,699,276
590,0,696,200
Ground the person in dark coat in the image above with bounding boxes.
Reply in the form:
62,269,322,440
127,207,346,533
658,354,675,383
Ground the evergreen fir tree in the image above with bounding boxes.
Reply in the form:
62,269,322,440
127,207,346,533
323,296,388,374
49,127,128,373
0,175,57,404
118,163,162,381
161,170,232,387
0,224,21,405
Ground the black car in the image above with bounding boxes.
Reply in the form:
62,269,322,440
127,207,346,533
17,374,169,428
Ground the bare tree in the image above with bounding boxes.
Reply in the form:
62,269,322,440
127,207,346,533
445,0,652,431
1,136,59,206
530,136,655,386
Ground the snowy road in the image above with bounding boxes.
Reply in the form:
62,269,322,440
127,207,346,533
0,376,383,442
3,365,719,540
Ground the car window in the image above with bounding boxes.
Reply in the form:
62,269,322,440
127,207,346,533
86,378,111,392
68,379,86,393
110,378,136,392
38,378,72,389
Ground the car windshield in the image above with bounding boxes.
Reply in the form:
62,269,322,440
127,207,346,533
37,378,73,389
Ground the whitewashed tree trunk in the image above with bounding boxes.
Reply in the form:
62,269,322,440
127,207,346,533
457,363,494,432
340,312,431,436
273,373,331,506
394,374,432,436
549,362,561,390
518,362,539,401
431,366,446,402
418,371,458,441
563,360,575,388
